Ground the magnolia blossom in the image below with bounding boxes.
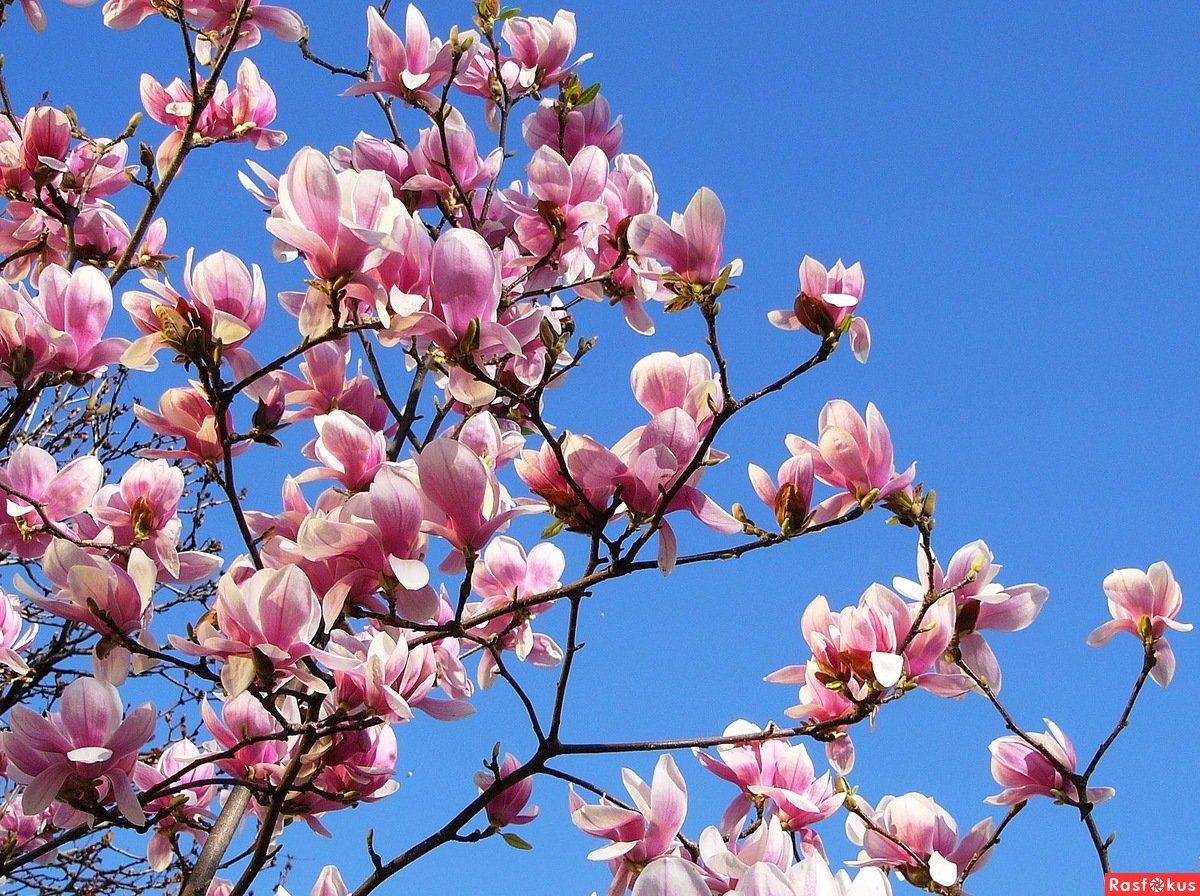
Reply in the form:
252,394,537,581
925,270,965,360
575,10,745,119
847,792,995,890
893,540,1049,697
694,721,842,838
1087,561,1189,686
570,754,688,896
3,677,154,825
132,739,219,870
631,852,891,896
785,401,915,515
768,256,871,363
627,187,742,304
987,719,1114,807
474,753,538,828
0,588,37,674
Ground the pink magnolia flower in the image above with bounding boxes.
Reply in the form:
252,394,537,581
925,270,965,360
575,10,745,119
188,0,304,63
416,438,538,570
772,584,953,701
0,588,37,674
765,661,857,773
140,60,285,176
344,5,459,101
170,564,322,695
474,753,538,828
404,110,503,205
509,145,608,278
277,865,350,896
299,410,388,491
747,454,815,535
694,721,842,839
847,792,995,890
632,852,892,896
523,94,623,161
987,719,1114,807
785,401,915,513
570,754,688,896
515,432,622,533
101,0,159,29
892,540,1048,697
135,384,241,463
467,536,565,687
1087,561,1189,686
0,445,102,559
282,722,398,829
627,187,742,302
201,691,297,781
266,147,397,289
89,458,222,584
695,818,796,892
768,257,871,363
23,539,157,683
3,677,155,825
132,738,219,871
501,10,586,91
21,264,129,377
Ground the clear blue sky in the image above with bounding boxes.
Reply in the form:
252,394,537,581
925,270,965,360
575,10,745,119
4,2,1198,894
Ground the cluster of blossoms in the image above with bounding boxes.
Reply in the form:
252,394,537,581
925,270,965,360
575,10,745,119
0,4,1188,896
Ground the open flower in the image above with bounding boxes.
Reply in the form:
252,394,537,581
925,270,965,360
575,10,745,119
3,677,154,825
986,719,1114,807
1087,562,1189,686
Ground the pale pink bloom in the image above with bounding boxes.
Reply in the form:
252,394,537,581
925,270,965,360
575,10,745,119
627,187,742,290
847,792,995,889
633,852,891,896
501,10,585,90
170,564,321,695
474,753,538,827
132,738,219,871
785,401,915,511
299,410,387,491
416,438,537,569
101,0,158,28
630,351,722,434
570,754,688,896
279,340,391,430
2,677,154,825
509,145,608,277
694,721,842,837
467,536,565,687
22,265,129,376
765,661,857,764
893,540,1048,697
331,132,417,199
403,109,504,202
0,788,54,860
89,458,222,584
987,719,1114,807
523,94,623,161
769,257,871,363
188,0,304,63
458,412,526,471
747,454,815,534
326,626,465,723
0,445,102,559
695,818,795,892
515,432,622,533
135,384,240,463
344,5,459,101
201,691,297,780
18,106,70,176
123,247,266,369
23,540,157,683
788,585,953,699
267,147,397,288
277,866,349,896
282,722,397,828
1088,561,1190,686
610,408,740,573
0,588,37,674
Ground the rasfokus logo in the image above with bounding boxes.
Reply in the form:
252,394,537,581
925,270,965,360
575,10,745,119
1106,874,1200,893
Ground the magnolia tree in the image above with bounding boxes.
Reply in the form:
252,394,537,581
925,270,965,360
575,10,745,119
0,2,1188,895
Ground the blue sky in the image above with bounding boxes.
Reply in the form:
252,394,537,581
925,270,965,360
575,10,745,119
4,2,1198,894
